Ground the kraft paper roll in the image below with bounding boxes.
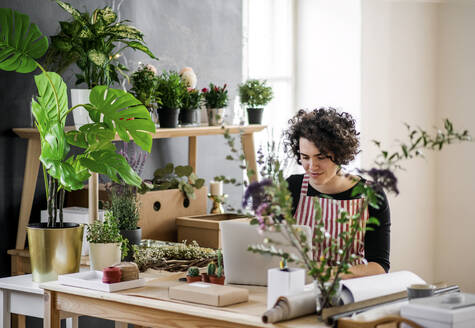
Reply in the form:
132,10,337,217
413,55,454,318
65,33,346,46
262,289,316,323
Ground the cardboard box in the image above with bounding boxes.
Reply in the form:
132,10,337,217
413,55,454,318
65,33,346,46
40,207,105,256
137,187,207,242
169,282,249,307
176,214,249,248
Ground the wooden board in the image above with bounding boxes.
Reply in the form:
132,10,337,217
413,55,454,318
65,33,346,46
137,187,207,241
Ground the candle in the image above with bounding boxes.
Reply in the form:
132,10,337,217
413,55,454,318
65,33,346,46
210,181,223,196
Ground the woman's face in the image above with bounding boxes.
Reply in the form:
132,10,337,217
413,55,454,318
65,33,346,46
299,137,339,187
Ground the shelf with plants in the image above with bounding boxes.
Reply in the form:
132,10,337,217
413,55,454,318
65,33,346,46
11,124,266,256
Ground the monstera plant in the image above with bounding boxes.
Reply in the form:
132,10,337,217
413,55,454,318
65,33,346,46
0,7,155,224
0,8,155,281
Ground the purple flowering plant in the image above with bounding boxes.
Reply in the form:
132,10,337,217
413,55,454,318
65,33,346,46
218,119,470,315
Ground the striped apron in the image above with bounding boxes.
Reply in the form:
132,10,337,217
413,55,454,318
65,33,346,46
293,174,369,265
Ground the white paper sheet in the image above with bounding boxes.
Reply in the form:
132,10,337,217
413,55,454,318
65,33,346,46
341,270,426,304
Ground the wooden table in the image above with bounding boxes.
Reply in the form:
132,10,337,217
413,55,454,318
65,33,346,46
12,125,266,251
0,274,78,328
40,279,324,328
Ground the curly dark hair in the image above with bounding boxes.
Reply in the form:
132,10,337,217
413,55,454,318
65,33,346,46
284,108,360,166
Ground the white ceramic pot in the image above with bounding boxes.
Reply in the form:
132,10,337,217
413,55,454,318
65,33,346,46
89,242,121,271
70,89,92,129
207,107,225,126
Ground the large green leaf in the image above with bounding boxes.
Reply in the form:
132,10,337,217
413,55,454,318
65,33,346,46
87,86,156,152
124,41,157,60
66,123,116,152
38,123,91,191
31,72,68,135
80,150,142,187
0,8,48,73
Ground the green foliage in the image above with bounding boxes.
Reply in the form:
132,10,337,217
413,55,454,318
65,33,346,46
130,64,158,111
0,8,156,227
372,119,471,171
187,266,200,277
216,249,223,278
0,8,49,73
239,79,273,108
86,212,129,258
107,184,140,230
202,83,228,109
44,0,157,88
155,71,186,109
207,262,216,276
142,163,205,200
181,88,201,110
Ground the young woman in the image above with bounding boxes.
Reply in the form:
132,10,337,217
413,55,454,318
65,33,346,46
285,108,390,279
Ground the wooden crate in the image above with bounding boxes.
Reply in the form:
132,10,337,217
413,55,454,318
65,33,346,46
137,187,207,242
176,214,249,249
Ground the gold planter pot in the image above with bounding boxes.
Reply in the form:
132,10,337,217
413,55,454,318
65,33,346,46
27,223,84,282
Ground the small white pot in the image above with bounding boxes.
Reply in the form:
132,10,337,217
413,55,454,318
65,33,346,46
70,89,92,129
89,242,121,271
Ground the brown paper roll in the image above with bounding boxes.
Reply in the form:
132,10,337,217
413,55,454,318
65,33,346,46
262,290,316,323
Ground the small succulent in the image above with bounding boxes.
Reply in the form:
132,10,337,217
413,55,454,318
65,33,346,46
187,266,200,277
142,163,205,200
207,262,216,276
216,249,224,277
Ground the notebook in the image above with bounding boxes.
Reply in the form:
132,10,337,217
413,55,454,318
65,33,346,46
220,220,312,286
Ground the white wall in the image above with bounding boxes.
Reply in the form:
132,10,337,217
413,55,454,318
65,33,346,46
361,0,439,283
435,1,475,292
362,0,475,291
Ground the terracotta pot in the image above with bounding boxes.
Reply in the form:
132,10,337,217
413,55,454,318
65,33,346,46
209,275,225,285
186,275,202,283
201,273,210,282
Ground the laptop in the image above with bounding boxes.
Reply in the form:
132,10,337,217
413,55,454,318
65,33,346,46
220,220,312,286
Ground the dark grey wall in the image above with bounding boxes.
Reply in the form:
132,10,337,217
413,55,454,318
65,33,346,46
0,0,242,326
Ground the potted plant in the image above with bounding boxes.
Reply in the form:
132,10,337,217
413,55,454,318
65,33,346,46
186,266,202,283
144,163,205,200
44,0,158,127
202,83,228,126
86,211,129,271
209,249,225,284
202,261,216,282
238,79,273,124
130,64,159,124
138,163,207,241
107,143,147,262
0,8,155,282
107,184,141,262
155,71,186,128
179,88,201,126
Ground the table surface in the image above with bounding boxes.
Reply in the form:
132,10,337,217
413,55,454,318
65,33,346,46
0,274,43,295
40,271,326,328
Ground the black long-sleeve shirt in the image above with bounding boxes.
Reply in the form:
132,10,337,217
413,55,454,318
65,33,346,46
286,174,391,272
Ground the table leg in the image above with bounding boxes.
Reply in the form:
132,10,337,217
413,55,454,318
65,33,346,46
241,133,257,182
65,316,79,328
15,138,41,249
188,136,197,173
1,289,11,328
88,173,99,223
115,322,128,328
44,291,60,328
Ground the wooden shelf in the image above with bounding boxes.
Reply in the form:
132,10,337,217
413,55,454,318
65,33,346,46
13,124,265,139
11,124,266,258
